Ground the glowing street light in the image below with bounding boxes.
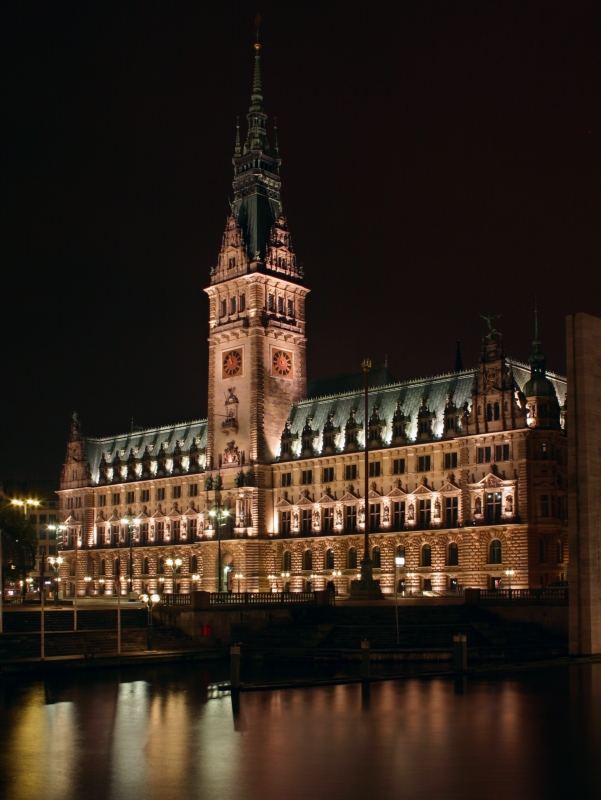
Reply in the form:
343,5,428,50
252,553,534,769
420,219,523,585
234,571,244,593
139,592,161,649
394,555,405,645
47,553,64,602
165,556,183,594
209,506,230,592
10,498,41,517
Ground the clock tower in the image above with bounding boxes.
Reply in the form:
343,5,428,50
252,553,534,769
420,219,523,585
205,41,309,476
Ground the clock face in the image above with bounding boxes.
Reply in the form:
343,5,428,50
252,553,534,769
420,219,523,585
222,349,242,378
272,349,293,377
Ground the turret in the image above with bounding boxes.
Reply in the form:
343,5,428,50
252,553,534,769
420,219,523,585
524,306,560,429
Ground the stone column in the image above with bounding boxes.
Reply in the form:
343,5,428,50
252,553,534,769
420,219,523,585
567,313,601,655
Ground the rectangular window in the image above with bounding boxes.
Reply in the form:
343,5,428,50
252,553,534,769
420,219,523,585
392,458,405,475
477,446,492,464
443,452,458,470
140,523,148,543
495,444,510,462
277,296,284,314
112,493,120,506
392,500,406,529
540,495,550,518
156,488,165,502
418,499,431,527
75,497,82,508
344,505,357,532
287,299,294,317
344,464,358,481
230,296,237,314
156,521,164,540
417,455,431,472
369,503,381,531
301,508,312,533
172,485,182,499
220,299,227,317
280,510,291,535
228,256,236,269
369,461,381,478
444,496,459,527
126,491,134,505
301,469,313,485
188,518,197,538
239,293,246,312
189,484,198,497
99,495,107,507
172,520,180,540
323,507,334,531
322,466,335,483
268,293,275,312
281,472,292,487
141,489,150,503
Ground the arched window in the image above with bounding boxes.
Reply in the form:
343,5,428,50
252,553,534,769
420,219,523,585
114,557,120,575
396,544,405,560
158,557,165,575
325,548,335,570
190,555,198,574
347,547,357,569
447,542,459,566
372,546,381,568
421,544,432,567
142,557,149,575
100,559,106,576
489,539,502,564
282,551,292,572
302,549,313,571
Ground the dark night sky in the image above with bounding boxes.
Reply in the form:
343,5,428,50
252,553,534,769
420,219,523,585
2,1,599,482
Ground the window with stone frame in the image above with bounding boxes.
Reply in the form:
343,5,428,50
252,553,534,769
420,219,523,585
188,518,197,538
141,489,150,503
443,452,458,470
302,549,313,570
172,520,180,541
392,458,406,474
447,542,459,566
392,500,405,529
189,484,198,497
369,503,381,531
322,466,335,483
325,548,335,569
369,461,381,478
301,508,312,534
344,464,358,481
347,547,357,569
372,546,381,568
489,539,502,564
417,455,431,472
418,499,431,527
323,507,334,532
301,469,313,485
444,496,459,527
281,472,292,487
421,544,432,567
280,510,291,535
344,504,357,532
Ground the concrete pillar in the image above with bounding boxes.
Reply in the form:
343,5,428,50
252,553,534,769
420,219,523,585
567,313,601,655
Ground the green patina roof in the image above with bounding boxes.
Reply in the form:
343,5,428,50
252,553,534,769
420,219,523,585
85,419,207,485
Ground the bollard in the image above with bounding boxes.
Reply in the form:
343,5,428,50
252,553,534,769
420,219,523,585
453,633,468,672
360,638,370,681
230,643,241,689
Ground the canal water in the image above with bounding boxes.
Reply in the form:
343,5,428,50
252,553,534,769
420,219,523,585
1,662,600,800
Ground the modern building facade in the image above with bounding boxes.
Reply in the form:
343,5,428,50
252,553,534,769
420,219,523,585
57,43,568,598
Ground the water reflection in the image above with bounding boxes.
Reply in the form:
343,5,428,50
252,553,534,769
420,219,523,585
0,664,600,800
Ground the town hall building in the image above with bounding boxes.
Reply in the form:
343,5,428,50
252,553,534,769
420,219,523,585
57,42,567,599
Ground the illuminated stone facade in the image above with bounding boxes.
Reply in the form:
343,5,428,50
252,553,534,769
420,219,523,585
57,44,568,598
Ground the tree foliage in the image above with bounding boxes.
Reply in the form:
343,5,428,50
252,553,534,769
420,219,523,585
0,501,37,582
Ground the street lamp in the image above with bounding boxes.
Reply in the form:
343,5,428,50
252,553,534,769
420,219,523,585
139,592,161,649
165,557,183,594
234,571,244,593
120,516,138,598
394,555,405,645
84,575,92,595
208,506,230,592
47,554,64,602
280,571,290,592
504,568,515,593
10,498,41,517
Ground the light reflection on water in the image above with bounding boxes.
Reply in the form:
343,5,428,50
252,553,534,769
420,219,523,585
1,663,600,800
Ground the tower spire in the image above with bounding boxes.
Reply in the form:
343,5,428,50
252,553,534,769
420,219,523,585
233,116,241,158
529,301,546,376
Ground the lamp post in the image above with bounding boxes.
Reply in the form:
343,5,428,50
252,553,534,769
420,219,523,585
139,592,161,649
10,498,41,517
47,553,64,602
166,557,183,595
208,505,230,592
280,571,290,592
120,516,137,598
234,571,244,594
84,575,92,596
394,555,405,645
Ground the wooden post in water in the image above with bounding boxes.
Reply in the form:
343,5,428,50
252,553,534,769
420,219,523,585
230,643,241,689
453,633,467,672
360,638,370,681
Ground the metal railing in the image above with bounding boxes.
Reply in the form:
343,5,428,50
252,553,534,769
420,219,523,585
479,587,568,603
209,591,318,606
161,594,191,606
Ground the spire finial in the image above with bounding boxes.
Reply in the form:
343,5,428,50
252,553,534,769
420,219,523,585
529,300,546,375
250,16,263,112
234,116,241,157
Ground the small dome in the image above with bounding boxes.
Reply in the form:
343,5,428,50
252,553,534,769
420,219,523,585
524,375,558,399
